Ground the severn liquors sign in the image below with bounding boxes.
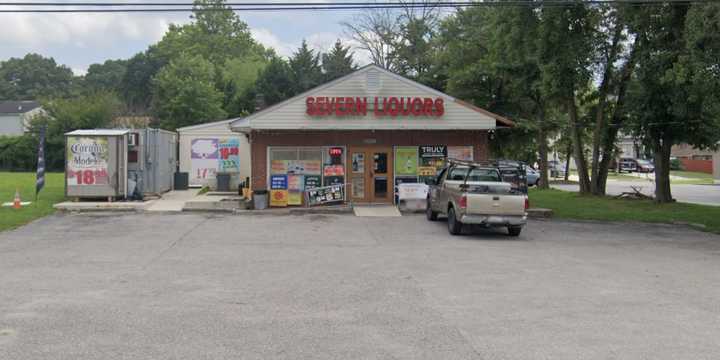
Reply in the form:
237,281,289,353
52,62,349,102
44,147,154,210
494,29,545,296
306,96,445,117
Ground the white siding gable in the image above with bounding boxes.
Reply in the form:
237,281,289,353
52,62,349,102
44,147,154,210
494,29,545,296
233,65,506,131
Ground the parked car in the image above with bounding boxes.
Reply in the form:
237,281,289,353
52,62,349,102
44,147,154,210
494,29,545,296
497,159,539,186
426,160,529,236
548,160,567,178
635,159,655,173
526,166,540,186
618,158,638,173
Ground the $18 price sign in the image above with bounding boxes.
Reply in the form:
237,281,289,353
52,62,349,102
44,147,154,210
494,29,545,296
68,169,109,185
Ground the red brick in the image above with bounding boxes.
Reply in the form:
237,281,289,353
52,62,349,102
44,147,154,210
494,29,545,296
249,130,489,189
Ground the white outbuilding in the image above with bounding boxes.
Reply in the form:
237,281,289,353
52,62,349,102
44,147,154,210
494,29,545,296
177,119,251,190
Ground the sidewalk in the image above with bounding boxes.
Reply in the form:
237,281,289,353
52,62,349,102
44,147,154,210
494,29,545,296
145,189,201,212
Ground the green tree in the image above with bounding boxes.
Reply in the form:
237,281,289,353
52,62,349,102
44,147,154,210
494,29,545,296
394,17,436,81
626,3,720,203
440,6,558,187
0,53,75,100
322,39,356,81
153,0,270,115
120,47,166,114
220,55,267,116
537,4,600,194
151,54,227,130
252,56,295,107
84,59,128,94
289,40,323,93
28,92,122,170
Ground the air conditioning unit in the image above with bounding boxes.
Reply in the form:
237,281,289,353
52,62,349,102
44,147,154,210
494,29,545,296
128,133,139,147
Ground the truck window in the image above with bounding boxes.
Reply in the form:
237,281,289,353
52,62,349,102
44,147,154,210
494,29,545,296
436,168,448,185
448,166,501,182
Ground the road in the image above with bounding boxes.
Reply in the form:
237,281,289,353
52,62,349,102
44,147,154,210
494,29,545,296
553,180,720,206
1,213,720,359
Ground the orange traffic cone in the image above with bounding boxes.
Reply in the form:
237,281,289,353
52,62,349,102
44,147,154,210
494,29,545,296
13,189,21,209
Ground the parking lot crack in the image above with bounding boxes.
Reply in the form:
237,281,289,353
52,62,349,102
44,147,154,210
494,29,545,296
141,217,209,270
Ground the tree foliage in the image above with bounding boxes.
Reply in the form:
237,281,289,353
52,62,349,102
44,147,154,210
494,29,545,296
151,54,227,130
322,39,357,81
84,59,128,94
625,3,720,202
0,53,76,100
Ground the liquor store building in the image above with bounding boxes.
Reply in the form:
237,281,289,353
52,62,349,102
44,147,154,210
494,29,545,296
230,64,513,205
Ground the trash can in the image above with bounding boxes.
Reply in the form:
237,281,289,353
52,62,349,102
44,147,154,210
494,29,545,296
174,172,189,190
253,189,268,210
216,172,231,192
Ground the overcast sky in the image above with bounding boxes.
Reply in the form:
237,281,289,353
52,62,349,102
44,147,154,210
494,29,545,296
0,1,370,75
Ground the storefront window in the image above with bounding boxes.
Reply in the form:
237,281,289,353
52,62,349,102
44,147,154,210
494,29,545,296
268,146,345,206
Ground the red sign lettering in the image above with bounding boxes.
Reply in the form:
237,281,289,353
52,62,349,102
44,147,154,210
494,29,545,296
306,96,444,118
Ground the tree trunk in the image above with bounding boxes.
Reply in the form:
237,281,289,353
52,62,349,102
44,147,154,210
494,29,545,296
568,97,591,193
591,25,623,195
653,135,674,203
593,35,641,196
564,143,572,182
537,111,550,189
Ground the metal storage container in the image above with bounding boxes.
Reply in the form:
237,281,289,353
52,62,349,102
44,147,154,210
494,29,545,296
127,128,178,196
65,129,129,199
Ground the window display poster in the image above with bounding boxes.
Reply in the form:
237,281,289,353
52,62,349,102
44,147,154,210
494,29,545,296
417,166,437,176
448,146,473,161
323,165,345,177
351,153,365,173
270,175,288,190
287,175,304,205
394,147,418,176
287,175,304,191
270,160,288,174
287,160,321,175
218,139,240,172
66,136,110,185
324,176,344,187
307,185,344,206
304,175,322,190
270,190,289,207
287,191,303,206
419,145,447,159
191,138,219,181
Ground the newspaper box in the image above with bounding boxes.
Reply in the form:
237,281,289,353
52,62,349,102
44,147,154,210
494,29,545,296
397,183,429,211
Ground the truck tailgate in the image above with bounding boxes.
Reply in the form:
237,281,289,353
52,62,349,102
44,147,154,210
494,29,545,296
467,194,526,216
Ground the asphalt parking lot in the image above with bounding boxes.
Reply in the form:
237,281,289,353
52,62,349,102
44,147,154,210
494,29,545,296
1,213,720,360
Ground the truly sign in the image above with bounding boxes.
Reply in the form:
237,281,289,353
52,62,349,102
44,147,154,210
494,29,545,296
306,96,445,117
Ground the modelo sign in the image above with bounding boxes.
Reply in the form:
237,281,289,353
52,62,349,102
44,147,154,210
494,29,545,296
306,96,444,117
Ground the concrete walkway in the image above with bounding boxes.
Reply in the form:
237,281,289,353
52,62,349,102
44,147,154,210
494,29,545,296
145,189,201,212
353,205,402,217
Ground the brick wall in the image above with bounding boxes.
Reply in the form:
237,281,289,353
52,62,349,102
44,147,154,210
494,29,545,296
680,158,713,174
249,130,489,189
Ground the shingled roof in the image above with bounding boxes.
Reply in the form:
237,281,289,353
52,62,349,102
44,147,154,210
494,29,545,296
0,101,41,114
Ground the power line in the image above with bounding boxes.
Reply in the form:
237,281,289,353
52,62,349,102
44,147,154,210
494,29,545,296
0,0,720,13
1,0,717,5
0,0,716,12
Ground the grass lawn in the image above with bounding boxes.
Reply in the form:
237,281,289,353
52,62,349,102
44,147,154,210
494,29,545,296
0,172,65,232
530,188,720,234
567,170,714,185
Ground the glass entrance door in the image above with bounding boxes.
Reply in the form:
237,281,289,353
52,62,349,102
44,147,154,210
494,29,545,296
372,151,390,202
348,146,393,203
349,150,367,201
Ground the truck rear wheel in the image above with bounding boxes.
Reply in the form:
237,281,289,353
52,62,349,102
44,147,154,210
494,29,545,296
426,201,438,221
447,207,463,235
507,226,522,237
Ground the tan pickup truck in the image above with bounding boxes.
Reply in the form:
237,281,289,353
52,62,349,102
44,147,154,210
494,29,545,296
426,160,529,236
